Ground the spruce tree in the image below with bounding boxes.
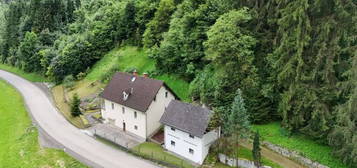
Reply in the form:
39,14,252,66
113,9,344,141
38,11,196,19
70,93,81,117
253,131,261,167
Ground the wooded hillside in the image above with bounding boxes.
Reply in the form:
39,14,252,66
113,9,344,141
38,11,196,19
0,0,355,166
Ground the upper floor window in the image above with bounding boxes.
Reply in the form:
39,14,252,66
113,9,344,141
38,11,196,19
122,107,125,114
153,96,156,101
171,127,175,131
189,134,194,139
134,125,138,130
165,91,168,98
134,111,137,118
111,103,114,109
189,148,194,154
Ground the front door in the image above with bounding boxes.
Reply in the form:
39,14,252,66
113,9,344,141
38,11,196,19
123,122,126,132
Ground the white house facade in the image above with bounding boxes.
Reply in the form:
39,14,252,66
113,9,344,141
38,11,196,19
100,72,176,140
163,125,220,164
160,100,220,164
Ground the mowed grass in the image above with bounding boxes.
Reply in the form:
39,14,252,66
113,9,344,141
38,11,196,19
133,142,194,168
0,80,86,168
0,63,47,82
253,122,347,168
85,46,190,101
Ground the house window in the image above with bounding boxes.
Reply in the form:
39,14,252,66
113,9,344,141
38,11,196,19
134,111,137,118
111,103,114,109
171,141,175,146
165,91,168,98
153,96,156,101
189,134,194,139
134,125,138,130
122,107,125,114
189,148,194,154
171,127,175,131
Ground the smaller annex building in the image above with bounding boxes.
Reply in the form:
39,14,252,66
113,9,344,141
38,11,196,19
160,100,220,164
100,71,176,140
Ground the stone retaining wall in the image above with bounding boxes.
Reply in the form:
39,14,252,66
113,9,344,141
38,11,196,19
218,153,271,168
262,141,329,168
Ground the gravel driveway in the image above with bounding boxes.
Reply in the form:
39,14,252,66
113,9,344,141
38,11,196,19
0,70,161,168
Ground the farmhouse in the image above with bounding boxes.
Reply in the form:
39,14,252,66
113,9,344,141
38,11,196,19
100,71,176,140
160,100,220,164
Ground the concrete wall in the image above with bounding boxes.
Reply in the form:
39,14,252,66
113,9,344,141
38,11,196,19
201,128,220,160
262,142,328,168
164,125,219,164
101,99,147,139
218,154,271,168
146,86,175,136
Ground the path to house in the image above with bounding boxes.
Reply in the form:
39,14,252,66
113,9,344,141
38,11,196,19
240,141,303,168
0,70,161,168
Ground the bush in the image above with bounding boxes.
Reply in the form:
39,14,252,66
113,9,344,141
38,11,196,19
63,75,75,89
76,72,86,80
99,66,120,82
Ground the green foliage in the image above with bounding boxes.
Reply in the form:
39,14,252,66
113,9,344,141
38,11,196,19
63,75,75,89
16,31,41,72
226,89,251,138
143,0,176,48
252,131,261,167
70,93,81,117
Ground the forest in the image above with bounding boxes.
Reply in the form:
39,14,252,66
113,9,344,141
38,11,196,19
0,0,355,166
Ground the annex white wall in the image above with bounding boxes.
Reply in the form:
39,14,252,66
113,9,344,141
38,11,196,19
101,99,147,139
164,125,203,164
201,128,220,159
146,86,175,136
164,125,220,164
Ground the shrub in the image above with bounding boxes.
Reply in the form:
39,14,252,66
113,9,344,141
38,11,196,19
63,75,75,89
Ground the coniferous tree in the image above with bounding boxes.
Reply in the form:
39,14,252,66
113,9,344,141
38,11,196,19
253,131,261,167
70,93,81,117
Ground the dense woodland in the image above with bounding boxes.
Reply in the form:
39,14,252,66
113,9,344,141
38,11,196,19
0,0,356,166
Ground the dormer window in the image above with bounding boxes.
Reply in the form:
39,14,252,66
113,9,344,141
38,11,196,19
123,91,129,101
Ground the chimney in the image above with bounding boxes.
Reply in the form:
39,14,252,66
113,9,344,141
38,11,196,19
133,69,138,76
143,72,149,78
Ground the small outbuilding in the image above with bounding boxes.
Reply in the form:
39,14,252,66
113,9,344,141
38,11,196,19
160,100,220,164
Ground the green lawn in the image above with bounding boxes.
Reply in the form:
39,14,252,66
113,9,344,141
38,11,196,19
133,142,194,168
0,80,87,168
85,46,190,101
253,122,347,168
0,64,48,82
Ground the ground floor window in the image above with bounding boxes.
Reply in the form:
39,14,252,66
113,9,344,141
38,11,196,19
171,140,175,146
189,148,194,154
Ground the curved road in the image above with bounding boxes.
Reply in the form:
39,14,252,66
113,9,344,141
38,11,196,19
0,70,160,168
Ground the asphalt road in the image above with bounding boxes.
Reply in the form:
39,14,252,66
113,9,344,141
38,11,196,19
0,70,160,168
